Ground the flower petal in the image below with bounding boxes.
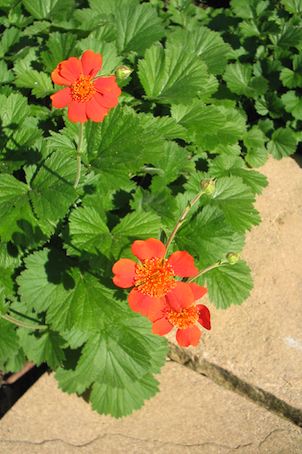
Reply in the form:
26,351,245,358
197,304,211,330
188,283,208,301
94,76,122,97
81,50,102,77
86,96,108,122
51,67,71,86
131,238,166,261
152,317,173,336
128,288,165,321
165,281,194,312
67,100,87,123
50,87,72,108
112,258,136,289
176,326,201,347
94,91,119,109
168,251,198,277
59,57,83,84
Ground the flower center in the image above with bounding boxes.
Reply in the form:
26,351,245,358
167,306,199,330
134,258,176,298
71,75,96,102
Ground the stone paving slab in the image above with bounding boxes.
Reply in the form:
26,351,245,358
0,362,301,453
169,157,302,413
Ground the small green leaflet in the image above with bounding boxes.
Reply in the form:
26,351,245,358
172,102,246,148
23,0,74,20
267,128,297,159
169,27,231,75
243,126,269,168
30,152,77,224
89,107,164,174
69,206,111,255
138,43,208,105
15,69,54,98
177,205,241,267
115,0,164,55
201,260,253,309
41,32,79,72
208,154,268,195
55,314,167,417
281,91,302,120
0,27,20,58
210,176,260,232
223,63,267,98
0,319,20,365
0,93,29,127
18,249,114,332
281,0,302,13
18,329,65,369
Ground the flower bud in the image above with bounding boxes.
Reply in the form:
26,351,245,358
226,252,240,265
115,65,133,80
201,179,215,195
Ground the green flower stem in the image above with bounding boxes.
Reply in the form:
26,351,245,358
74,122,84,189
165,189,204,255
0,313,47,330
188,261,226,282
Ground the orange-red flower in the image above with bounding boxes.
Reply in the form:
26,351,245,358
150,282,211,347
50,50,121,123
112,238,211,347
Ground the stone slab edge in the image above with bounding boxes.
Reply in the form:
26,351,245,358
168,342,302,428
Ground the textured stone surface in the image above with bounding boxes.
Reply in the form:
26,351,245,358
0,362,301,453
168,157,302,412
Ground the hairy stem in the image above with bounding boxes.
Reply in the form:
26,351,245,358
74,122,84,189
1,313,47,330
188,261,226,282
165,190,204,255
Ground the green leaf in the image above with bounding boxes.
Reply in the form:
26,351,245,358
0,93,29,127
202,260,253,309
15,69,54,98
267,128,297,159
89,107,164,175
22,0,74,20
69,206,111,255
30,153,77,224
280,59,302,88
281,91,302,120
0,27,20,58
177,205,239,267
18,329,65,369
41,32,78,72
150,141,194,191
90,373,159,418
138,43,208,104
211,177,260,232
275,23,302,49
0,174,43,244
243,126,269,168
172,102,246,148
230,0,259,19
281,0,302,13
55,312,167,417
0,60,13,83
223,63,255,97
209,155,268,194
115,0,164,55
112,211,161,240
0,319,20,369
169,27,231,75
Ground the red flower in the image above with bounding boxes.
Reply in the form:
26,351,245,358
113,237,199,300
151,282,211,347
50,50,121,123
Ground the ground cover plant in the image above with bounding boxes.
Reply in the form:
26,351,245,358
0,0,273,417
